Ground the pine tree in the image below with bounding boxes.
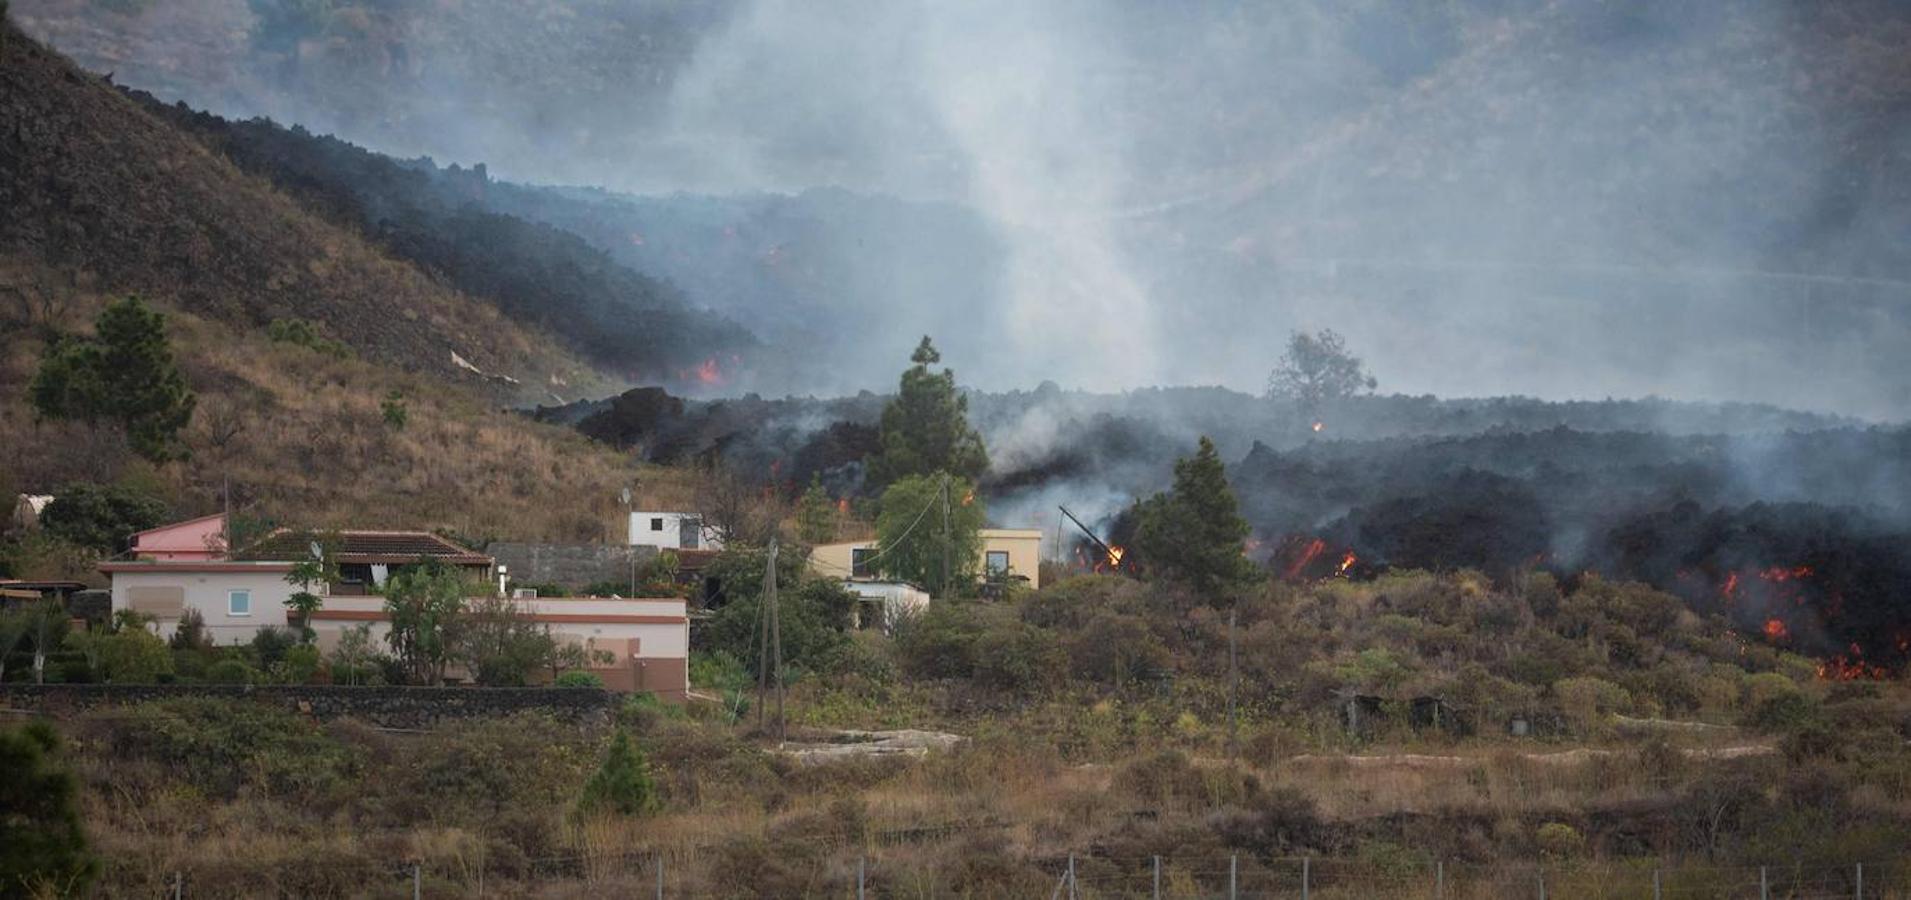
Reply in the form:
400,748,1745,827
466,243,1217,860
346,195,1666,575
868,337,988,487
577,729,658,816
1132,436,1255,600
0,722,97,895
795,475,839,545
30,296,196,462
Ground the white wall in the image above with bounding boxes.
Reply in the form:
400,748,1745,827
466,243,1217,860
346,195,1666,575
626,511,723,551
110,569,295,645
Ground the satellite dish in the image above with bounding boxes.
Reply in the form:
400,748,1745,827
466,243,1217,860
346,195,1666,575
310,541,323,561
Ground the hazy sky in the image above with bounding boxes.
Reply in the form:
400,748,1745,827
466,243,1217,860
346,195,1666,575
17,0,1911,418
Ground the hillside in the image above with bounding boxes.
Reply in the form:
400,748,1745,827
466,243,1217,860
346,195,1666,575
0,18,691,561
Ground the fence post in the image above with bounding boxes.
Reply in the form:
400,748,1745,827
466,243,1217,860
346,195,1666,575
1152,855,1160,900
1760,865,1768,900
1229,854,1237,900
1302,856,1310,900
1856,862,1863,899
1436,860,1443,899
1653,867,1662,900
1067,854,1077,900
412,863,421,900
857,856,865,900
656,854,665,900
171,871,182,900
1537,867,1545,900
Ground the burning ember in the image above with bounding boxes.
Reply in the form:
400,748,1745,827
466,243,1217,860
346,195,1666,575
1762,618,1789,642
676,357,726,386
1819,643,1889,681
1106,545,1125,568
1335,551,1358,577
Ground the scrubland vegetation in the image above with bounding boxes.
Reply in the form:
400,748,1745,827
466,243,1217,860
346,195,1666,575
10,568,1910,897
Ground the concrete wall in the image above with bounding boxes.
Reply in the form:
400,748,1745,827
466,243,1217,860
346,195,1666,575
308,595,691,699
0,684,621,730
812,529,1046,589
981,529,1044,589
489,542,656,590
108,565,297,645
626,511,722,550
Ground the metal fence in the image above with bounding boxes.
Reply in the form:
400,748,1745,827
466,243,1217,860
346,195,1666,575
147,853,1911,898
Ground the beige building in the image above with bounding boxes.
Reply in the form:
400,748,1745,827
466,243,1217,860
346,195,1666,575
811,528,1045,591
308,595,689,699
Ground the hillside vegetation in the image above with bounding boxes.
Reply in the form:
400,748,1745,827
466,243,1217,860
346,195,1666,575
16,568,1911,896
0,19,697,568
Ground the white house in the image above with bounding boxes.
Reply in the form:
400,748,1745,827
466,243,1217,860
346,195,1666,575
627,511,723,551
100,559,299,645
840,580,931,632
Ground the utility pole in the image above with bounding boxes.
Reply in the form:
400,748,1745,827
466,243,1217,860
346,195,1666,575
939,475,952,598
755,542,771,732
768,538,785,743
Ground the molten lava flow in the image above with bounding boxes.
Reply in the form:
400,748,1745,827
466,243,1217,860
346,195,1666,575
1759,565,1813,583
1819,643,1890,681
1311,421,1325,433
1762,618,1789,642
1284,538,1328,580
1335,551,1357,577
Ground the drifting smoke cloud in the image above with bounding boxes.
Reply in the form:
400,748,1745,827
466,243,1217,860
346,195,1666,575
16,0,1911,417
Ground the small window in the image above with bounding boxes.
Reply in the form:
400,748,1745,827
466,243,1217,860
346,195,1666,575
851,548,874,578
651,517,665,531
228,589,252,617
986,551,1010,575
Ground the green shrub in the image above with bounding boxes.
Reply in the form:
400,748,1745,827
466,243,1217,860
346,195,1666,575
0,722,97,894
103,698,357,799
265,317,349,357
555,671,603,688
577,729,658,816
205,658,259,685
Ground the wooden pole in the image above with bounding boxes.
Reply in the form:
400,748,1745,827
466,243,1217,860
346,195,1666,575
1152,855,1160,900
768,539,784,742
755,544,771,731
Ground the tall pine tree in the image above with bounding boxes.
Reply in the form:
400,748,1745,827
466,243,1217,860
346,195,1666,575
30,296,196,462
868,337,988,487
1132,436,1255,600
0,722,97,895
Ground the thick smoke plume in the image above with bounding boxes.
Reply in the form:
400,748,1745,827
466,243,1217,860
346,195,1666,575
14,0,1911,416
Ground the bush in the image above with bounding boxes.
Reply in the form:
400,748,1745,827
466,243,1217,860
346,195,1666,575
577,729,658,817
0,722,97,894
555,671,603,688
971,620,1064,694
38,483,168,554
205,658,259,685
103,698,357,800
1536,822,1585,857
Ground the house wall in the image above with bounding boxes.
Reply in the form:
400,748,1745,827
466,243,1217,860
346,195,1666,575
107,566,296,644
981,529,1044,589
813,529,1046,590
626,511,723,551
810,540,873,580
130,515,227,561
308,596,690,698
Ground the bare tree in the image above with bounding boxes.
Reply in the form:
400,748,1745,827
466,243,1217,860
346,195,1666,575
694,460,790,548
1266,329,1377,415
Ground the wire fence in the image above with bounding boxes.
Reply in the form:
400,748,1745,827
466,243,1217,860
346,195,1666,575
139,852,1911,899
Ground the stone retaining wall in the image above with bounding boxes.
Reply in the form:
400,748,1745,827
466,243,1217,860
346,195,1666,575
0,684,622,730
488,542,657,590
